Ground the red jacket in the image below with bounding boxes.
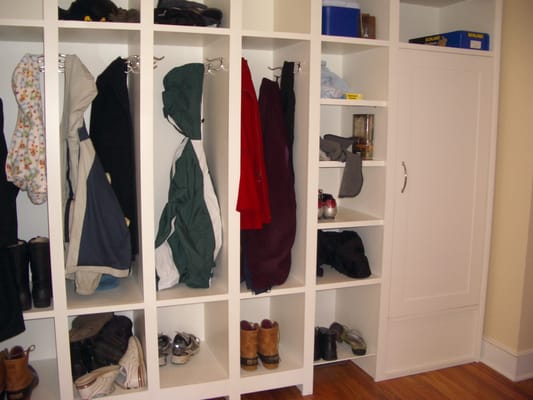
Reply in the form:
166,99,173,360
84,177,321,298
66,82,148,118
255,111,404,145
237,58,271,230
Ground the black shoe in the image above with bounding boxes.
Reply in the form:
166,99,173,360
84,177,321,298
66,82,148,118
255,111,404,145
318,327,337,361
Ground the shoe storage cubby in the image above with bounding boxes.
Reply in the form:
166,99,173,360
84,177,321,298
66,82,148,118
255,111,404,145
0,0,502,398
157,302,229,390
315,285,380,372
1,318,60,398
67,309,147,398
240,294,305,381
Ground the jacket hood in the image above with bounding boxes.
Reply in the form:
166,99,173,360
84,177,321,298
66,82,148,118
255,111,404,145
95,57,130,114
63,55,97,135
162,63,204,140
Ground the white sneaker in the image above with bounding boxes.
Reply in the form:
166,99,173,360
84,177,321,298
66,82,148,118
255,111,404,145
75,365,120,400
115,336,147,389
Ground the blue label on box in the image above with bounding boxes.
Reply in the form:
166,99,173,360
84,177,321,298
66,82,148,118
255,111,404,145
409,30,489,51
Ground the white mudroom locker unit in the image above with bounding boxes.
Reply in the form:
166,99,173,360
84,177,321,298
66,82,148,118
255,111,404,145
0,0,501,399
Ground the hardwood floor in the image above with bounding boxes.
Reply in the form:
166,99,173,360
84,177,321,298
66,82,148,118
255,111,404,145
240,362,533,400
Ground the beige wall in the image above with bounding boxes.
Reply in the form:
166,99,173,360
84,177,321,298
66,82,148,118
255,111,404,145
484,0,533,353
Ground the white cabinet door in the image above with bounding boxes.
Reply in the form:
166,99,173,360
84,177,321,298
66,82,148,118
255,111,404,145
389,49,494,318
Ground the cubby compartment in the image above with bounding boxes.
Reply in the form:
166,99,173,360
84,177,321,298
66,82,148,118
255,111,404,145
316,226,383,288
321,42,389,102
58,0,141,24
318,162,386,221
240,293,305,378
153,31,230,300
0,0,43,21
399,0,498,48
1,318,59,400
240,37,311,295
67,309,147,398
242,0,310,35
320,105,388,162
357,0,391,41
157,301,229,390
153,0,231,29
315,285,380,374
57,28,144,310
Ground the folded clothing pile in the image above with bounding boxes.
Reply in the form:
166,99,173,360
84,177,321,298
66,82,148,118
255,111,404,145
69,313,133,380
154,0,223,26
59,0,140,22
317,230,371,279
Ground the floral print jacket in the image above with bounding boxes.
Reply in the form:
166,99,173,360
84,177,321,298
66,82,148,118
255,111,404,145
5,54,46,205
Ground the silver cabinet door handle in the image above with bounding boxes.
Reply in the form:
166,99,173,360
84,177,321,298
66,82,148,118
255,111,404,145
401,161,408,193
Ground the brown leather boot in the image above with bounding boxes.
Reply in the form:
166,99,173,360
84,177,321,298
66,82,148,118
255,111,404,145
1,349,7,398
240,320,259,371
258,319,280,369
5,345,39,400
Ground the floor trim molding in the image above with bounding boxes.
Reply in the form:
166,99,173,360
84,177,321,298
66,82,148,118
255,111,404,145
481,337,533,381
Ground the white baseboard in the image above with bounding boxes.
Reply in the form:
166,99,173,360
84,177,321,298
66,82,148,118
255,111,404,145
481,337,533,381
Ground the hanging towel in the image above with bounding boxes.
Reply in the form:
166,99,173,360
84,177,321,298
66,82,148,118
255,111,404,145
6,54,46,204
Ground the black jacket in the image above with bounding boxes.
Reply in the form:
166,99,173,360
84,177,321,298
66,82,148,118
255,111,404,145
90,58,139,255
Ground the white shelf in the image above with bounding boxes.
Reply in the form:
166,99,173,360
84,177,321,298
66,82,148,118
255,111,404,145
157,281,228,307
318,208,384,229
239,275,306,299
316,268,382,291
57,20,140,31
321,36,390,50
399,42,495,57
159,341,228,389
0,19,44,28
22,304,55,320
320,98,388,108
319,160,386,168
314,342,376,367
66,277,144,313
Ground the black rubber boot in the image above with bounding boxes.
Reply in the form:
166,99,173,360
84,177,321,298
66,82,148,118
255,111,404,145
318,327,337,361
7,240,31,311
28,237,52,308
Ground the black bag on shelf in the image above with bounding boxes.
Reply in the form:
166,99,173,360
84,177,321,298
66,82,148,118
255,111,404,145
58,0,118,21
317,230,371,279
92,315,133,368
154,0,222,27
